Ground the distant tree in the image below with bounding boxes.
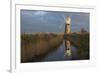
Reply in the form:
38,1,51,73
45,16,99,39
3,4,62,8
81,28,87,32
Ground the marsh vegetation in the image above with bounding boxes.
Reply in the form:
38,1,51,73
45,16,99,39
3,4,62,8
21,32,89,63
21,33,63,62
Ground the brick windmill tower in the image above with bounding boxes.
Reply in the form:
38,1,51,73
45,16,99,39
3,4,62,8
65,16,71,34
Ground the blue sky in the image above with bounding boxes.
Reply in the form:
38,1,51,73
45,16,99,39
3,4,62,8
21,10,89,33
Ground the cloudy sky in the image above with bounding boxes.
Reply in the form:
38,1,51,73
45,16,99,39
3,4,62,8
21,10,89,33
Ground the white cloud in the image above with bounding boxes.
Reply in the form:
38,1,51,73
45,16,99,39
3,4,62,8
34,11,48,16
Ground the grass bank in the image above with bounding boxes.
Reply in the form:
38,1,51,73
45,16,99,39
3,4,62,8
21,33,63,63
77,33,89,59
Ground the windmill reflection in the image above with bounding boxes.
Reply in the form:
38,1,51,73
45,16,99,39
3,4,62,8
64,40,72,57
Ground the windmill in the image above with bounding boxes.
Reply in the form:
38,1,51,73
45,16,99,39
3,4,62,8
65,16,71,34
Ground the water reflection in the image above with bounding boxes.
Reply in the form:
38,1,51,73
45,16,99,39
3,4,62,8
64,40,72,57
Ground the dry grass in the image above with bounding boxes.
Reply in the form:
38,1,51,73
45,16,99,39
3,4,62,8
21,33,63,62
